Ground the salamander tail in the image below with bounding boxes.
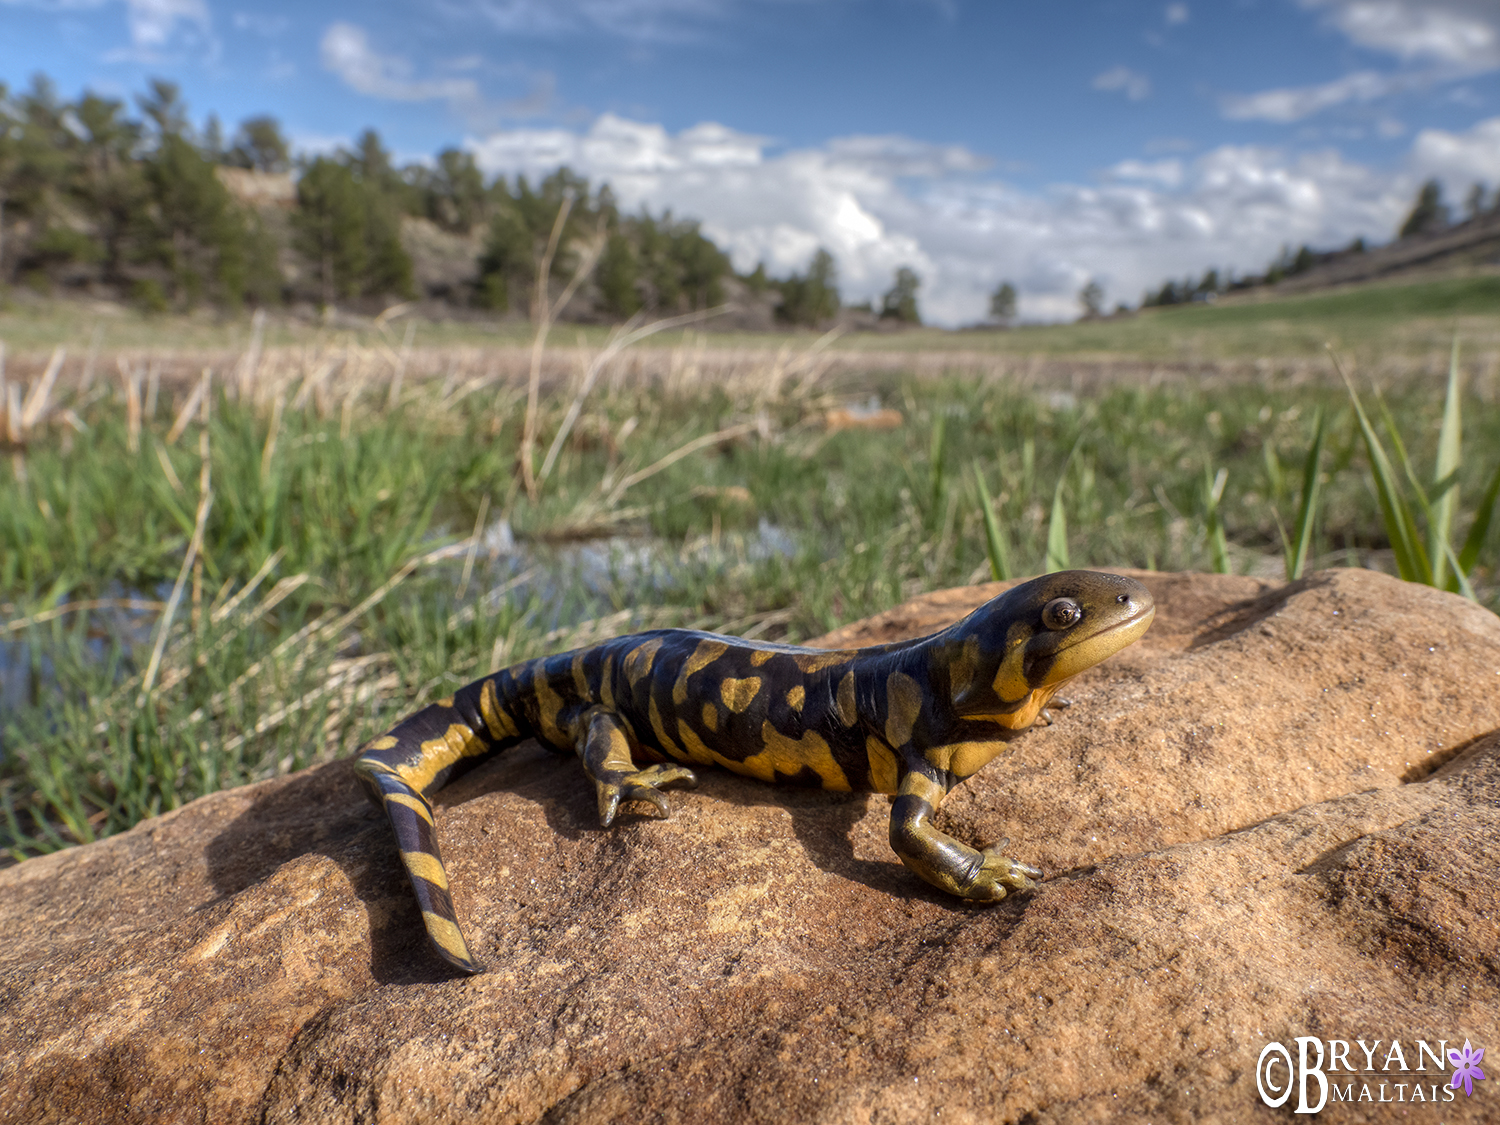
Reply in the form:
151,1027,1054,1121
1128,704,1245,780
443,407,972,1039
353,760,483,975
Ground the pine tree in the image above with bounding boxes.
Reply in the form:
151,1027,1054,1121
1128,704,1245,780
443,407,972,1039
1077,278,1104,318
294,158,369,306
881,266,921,324
775,248,840,326
1399,179,1449,238
596,230,642,317
72,93,146,284
144,132,249,307
425,148,486,232
227,116,291,173
988,281,1017,324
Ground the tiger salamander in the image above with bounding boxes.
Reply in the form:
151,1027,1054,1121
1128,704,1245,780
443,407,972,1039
354,569,1154,974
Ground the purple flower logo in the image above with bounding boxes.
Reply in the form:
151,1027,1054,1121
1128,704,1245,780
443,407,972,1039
1449,1040,1486,1098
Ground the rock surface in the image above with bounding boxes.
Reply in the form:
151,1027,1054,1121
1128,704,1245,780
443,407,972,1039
2,567,1499,1124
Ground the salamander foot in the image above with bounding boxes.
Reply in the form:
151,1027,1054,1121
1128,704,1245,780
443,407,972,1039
597,764,699,827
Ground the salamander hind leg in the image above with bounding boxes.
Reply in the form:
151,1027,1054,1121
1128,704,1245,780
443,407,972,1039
888,771,1041,902
577,709,697,827
353,761,483,975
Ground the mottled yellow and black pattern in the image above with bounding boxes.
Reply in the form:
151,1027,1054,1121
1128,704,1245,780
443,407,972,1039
354,570,1154,974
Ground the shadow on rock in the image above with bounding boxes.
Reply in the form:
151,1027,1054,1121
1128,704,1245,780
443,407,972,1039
203,759,458,986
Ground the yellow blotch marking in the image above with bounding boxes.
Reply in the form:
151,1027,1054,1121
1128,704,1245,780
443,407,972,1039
969,685,1055,731
678,718,850,790
624,638,664,685
479,679,519,740
397,722,483,793
884,672,923,748
948,636,982,703
572,651,590,697
673,639,729,705
992,622,1033,703
836,670,857,727
675,721,725,768
865,736,900,795
532,666,569,746
899,771,946,806
386,792,434,823
402,850,449,888
367,735,398,751
786,685,805,712
649,695,687,760
436,695,455,708
720,676,762,713
701,703,720,732
749,649,775,667
745,723,851,790
941,740,1008,780
792,651,853,674
421,912,472,960
599,656,616,710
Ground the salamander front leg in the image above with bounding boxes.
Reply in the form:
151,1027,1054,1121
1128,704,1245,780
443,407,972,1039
888,771,1041,901
577,710,698,827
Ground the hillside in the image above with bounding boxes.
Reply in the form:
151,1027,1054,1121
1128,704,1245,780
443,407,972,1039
1270,208,1500,294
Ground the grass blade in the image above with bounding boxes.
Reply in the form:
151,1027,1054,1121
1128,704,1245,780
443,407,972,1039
972,462,1012,581
1429,336,1463,587
1373,392,1437,583
1288,408,1325,580
929,413,947,517
1457,458,1500,576
1203,466,1231,574
1336,354,1424,582
1046,474,1070,572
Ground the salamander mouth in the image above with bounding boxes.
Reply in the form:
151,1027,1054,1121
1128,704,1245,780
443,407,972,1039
1029,600,1155,687
1060,601,1155,650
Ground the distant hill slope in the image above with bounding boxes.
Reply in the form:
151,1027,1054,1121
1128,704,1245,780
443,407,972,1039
1271,209,1500,295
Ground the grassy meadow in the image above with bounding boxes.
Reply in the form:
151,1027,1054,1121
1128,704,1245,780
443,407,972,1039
2,276,1499,859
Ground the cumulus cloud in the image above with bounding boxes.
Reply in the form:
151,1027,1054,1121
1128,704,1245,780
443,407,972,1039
1410,116,1500,184
463,112,1465,324
1093,66,1152,101
1301,0,1500,69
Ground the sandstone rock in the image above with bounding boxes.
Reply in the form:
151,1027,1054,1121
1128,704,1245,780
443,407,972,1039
2,568,1498,1123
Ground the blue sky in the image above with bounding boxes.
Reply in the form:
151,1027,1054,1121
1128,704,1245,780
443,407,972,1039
4,0,1500,321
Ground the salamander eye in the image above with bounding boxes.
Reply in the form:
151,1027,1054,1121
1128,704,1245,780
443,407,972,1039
1041,597,1082,631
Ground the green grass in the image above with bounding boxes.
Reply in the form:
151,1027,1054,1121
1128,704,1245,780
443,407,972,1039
1,319,1498,860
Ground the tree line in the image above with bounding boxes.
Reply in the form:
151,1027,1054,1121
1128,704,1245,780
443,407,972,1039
0,73,927,327
1140,177,1498,310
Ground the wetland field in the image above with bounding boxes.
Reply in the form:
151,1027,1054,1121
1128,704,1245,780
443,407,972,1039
2,273,1498,858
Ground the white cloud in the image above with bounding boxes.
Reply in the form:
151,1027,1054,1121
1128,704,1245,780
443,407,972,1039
1410,116,1500,184
0,0,216,59
319,22,563,125
1165,3,1188,25
126,0,207,47
1109,158,1184,187
321,23,481,103
461,0,728,41
466,112,1454,324
1093,66,1152,101
232,10,286,36
1221,69,1411,122
1301,0,1500,69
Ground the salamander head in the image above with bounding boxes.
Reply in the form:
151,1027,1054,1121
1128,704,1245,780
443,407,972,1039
942,570,1154,727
